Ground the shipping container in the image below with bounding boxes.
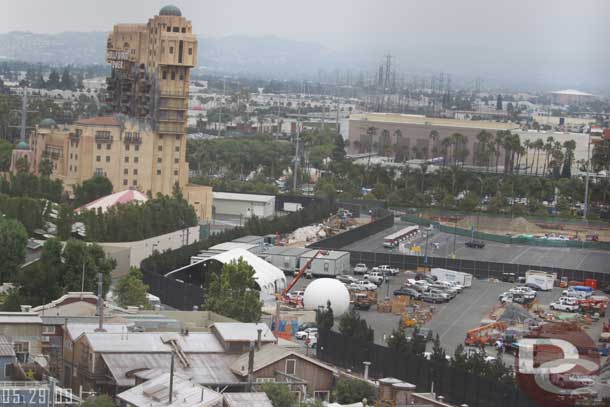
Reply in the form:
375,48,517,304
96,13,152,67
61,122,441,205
525,270,556,291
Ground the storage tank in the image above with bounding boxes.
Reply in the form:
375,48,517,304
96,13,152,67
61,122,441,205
303,278,350,316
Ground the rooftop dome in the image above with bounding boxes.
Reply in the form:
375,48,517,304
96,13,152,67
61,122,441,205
16,140,29,150
39,118,57,129
159,5,182,16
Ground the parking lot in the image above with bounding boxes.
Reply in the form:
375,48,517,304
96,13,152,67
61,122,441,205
342,220,610,273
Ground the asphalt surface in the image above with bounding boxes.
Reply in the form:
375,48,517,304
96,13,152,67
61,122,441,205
343,220,610,273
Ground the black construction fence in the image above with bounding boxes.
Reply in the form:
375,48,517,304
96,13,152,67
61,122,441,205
307,214,395,250
318,329,539,407
341,250,610,287
142,268,204,310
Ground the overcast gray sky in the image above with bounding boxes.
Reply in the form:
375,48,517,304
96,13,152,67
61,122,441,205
3,0,610,90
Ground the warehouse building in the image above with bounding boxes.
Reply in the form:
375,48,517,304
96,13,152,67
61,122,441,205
213,192,276,219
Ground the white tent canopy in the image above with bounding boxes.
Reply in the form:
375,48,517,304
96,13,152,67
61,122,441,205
208,248,286,296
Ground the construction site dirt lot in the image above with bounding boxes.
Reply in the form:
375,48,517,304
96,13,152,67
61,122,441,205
436,214,610,242
342,221,610,273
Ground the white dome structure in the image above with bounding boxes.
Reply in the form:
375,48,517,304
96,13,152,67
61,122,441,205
303,278,350,316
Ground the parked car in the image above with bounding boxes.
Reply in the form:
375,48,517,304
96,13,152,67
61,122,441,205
421,292,446,303
348,280,378,291
499,292,529,304
305,333,318,348
524,283,543,291
372,265,400,276
465,240,485,249
296,327,318,340
364,271,385,285
393,287,421,299
549,301,579,312
430,282,460,295
297,322,317,332
337,275,358,285
446,281,464,292
353,263,368,275
500,272,517,283
414,273,437,282
509,287,536,299
428,288,453,300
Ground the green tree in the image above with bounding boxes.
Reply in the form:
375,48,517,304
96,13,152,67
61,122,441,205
73,176,113,207
338,309,374,343
260,383,296,407
38,158,53,178
203,258,262,322
82,395,114,407
114,267,150,308
56,204,74,240
315,301,334,330
60,68,75,90
458,192,479,212
47,70,60,89
0,217,28,283
61,240,115,295
0,139,13,171
387,321,410,353
335,378,376,404
431,334,447,364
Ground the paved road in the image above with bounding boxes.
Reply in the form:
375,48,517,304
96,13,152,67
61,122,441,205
343,221,610,273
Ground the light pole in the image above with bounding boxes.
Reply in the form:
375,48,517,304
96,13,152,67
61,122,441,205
424,230,429,264
583,130,592,220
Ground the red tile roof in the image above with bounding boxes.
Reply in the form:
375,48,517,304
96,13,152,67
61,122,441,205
76,116,121,126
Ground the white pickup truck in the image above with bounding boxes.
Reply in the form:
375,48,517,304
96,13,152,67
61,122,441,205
372,265,399,276
363,271,385,285
549,301,579,312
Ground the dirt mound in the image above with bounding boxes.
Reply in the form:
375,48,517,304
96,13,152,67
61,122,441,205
457,216,542,234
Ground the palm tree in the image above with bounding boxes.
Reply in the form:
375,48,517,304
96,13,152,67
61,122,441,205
523,140,531,174
418,163,429,192
440,137,452,167
476,130,492,167
393,129,403,160
561,140,576,178
380,129,391,156
542,136,554,177
533,138,544,176
494,131,505,173
429,130,440,158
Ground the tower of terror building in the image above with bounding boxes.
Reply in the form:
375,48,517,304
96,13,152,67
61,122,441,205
28,6,211,219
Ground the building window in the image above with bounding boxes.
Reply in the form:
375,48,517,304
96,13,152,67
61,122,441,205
159,135,164,140
157,158,162,163
123,179,128,186
124,168,128,175
175,146,180,152
43,326,55,335
171,71,176,80
125,144,130,151
14,342,29,363
96,156,101,162
157,170,161,175
75,154,78,160
181,27,186,33
97,144,101,150
74,166,77,172
174,158,179,164
179,72,184,80
134,157,139,163
133,169,138,175
106,156,110,162
174,170,178,176
285,359,296,375
70,153,73,159
162,70,167,80
158,145,163,151
106,144,111,150
69,165,72,171
135,145,139,151
324,262,329,272
173,27,179,33
94,168,104,176
188,47,193,55
167,26,171,32
125,157,129,163
169,46,174,54
133,180,138,186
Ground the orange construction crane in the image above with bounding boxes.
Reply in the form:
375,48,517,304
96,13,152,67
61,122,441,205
465,321,507,347
280,250,326,304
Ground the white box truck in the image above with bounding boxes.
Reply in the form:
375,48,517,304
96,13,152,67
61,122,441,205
525,270,556,291
431,268,473,287
283,202,303,212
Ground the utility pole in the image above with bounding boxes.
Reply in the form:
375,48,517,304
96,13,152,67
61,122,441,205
293,105,300,192
583,130,592,220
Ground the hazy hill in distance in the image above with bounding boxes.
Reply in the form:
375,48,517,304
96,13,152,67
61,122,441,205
0,31,356,79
